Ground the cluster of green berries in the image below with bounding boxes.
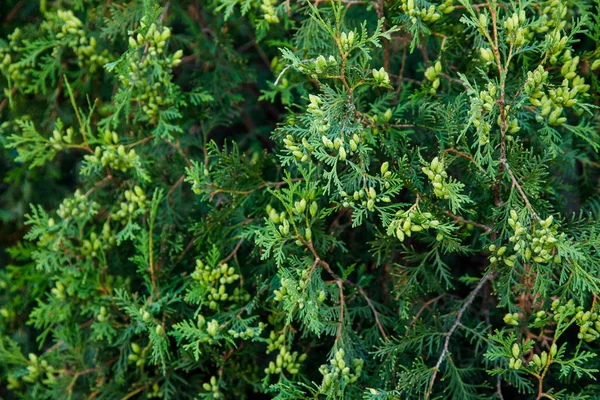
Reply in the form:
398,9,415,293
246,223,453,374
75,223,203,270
339,162,392,208
0,306,15,321
560,51,583,81
529,345,556,372
508,210,561,264
227,322,265,341
294,197,318,240
371,108,393,125
270,208,291,237
267,204,299,239
437,0,455,14
550,298,579,323
524,65,549,104
266,204,287,226
274,274,325,310
372,67,390,87
95,145,140,172
292,197,318,218
526,50,589,126
322,132,363,163
48,123,75,151
400,0,442,24
264,338,306,376
543,299,600,343
479,46,494,63
424,61,442,95
503,10,529,47
306,94,326,119
190,314,221,345
57,189,100,221
283,133,313,163
537,82,579,126
190,164,211,195
139,306,153,323
341,184,391,214
503,312,519,325
261,0,280,24
123,20,182,119
96,306,108,322
51,281,67,301
546,29,569,65
367,108,394,135
23,353,58,385
555,50,589,96
422,157,451,199
202,376,223,399
128,342,147,368
273,278,291,302
6,375,22,391
111,186,148,223
147,382,163,399
318,349,364,396
196,315,220,344
573,307,600,343
268,196,317,243
313,55,337,75
388,208,440,242
508,343,523,370
0,28,26,87
274,267,326,305
533,0,567,34
54,10,110,72
80,223,115,259
340,31,356,51
86,131,141,172
488,243,517,267
36,217,60,249
471,83,497,145
477,83,497,112
266,330,286,354
496,112,520,138
191,259,240,310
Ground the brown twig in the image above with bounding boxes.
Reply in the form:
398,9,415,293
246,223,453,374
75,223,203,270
374,0,389,72
67,358,118,397
335,279,345,344
395,40,408,99
407,295,443,334
149,217,159,298
442,147,486,174
5,0,24,21
503,161,541,221
120,384,150,400
85,175,113,197
304,240,388,341
442,209,492,233
126,135,154,148
357,286,388,339
497,375,505,400
222,238,244,264
167,174,186,197
208,178,303,201
167,139,193,167
425,272,495,399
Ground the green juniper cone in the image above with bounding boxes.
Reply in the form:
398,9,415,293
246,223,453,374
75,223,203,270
2,0,600,399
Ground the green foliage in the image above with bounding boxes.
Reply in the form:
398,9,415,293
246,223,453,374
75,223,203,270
2,0,600,399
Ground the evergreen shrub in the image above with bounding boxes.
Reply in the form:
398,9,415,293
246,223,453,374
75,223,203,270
2,0,600,398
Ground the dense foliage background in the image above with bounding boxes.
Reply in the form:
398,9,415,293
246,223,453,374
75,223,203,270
2,0,600,399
